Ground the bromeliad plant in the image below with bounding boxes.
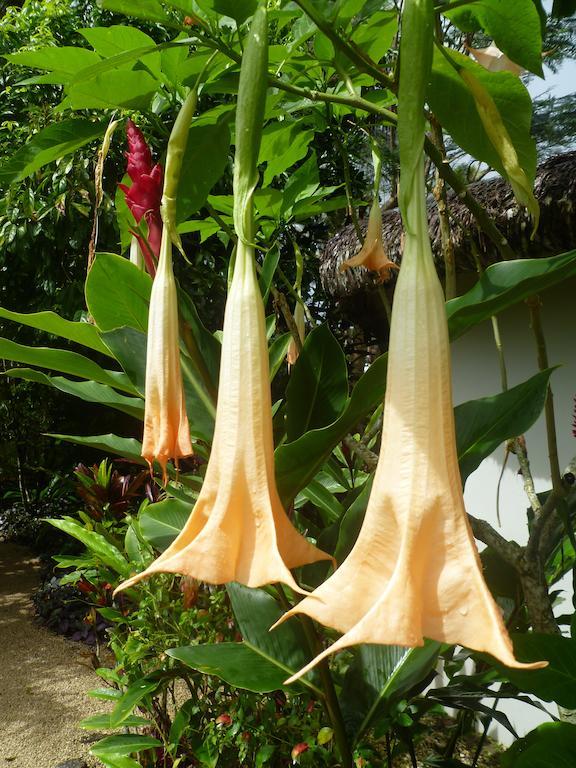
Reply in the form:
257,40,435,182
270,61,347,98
3,1,576,767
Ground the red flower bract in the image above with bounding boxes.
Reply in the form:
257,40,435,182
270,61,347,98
119,119,163,274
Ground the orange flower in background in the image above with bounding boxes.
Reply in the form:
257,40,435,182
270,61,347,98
116,240,332,594
340,199,398,282
468,43,525,76
286,300,305,369
277,165,546,683
141,226,193,484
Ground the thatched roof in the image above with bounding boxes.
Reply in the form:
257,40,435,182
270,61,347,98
320,151,576,300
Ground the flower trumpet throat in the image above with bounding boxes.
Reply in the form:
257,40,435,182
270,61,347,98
141,226,193,482
116,241,332,593
278,167,546,681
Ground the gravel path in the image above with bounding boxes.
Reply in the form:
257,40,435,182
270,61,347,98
0,542,111,768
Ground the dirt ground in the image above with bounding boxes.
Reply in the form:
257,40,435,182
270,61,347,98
0,542,111,768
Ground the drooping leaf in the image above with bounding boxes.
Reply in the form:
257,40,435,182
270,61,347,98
500,722,576,767
0,337,137,394
285,324,348,442
455,368,555,481
86,252,152,333
0,306,111,356
428,48,536,185
446,0,543,75
3,368,144,419
109,679,160,727
0,119,107,187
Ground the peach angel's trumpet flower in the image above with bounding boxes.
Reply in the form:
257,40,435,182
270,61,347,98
287,300,305,369
340,199,399,282
141,225,193,484
276,163,546,683
116,239,333,594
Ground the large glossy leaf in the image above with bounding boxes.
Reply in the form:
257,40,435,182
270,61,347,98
197,0,258,24
0,337,137,394
494,633,576,709
80,25,158,61
285,324,348,442
226,584,315,684
101,327,147,394
139,498,191,551
170,584,320,694
48,433,145,463
455,368,554,481
501,722,576,767
86,253,152,333
446,0,543,75
90,735,162,758
4,368,144,419
0,306,111,356
447,251,576,339
48,517,130,576
340,641,442,742
176,121,231,221
428,48,536,184
0,119,106,187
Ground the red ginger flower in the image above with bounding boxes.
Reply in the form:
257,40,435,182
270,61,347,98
119,119,163,275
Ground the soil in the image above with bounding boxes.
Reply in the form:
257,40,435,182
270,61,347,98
0,542,111,768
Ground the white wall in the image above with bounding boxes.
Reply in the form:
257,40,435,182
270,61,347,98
451,277,576,743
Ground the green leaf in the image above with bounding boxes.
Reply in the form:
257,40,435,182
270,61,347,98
0,306,111,356
61,70,159,111
90,735,162,758
446,251,576,340
340,641,442,742
99,0,172,24
47,433,145,463
47,517,130,576
286,324,348,442
79,713,151,730
349,10,397,64
0,337,137,394
176,121,231,221
6,46,102,74
259,121,315,186
334,476,373,563
110,679,160,727
197,0,258,23
86,252,152,333
0,119,106,187
3,368,144,419
139,498,191,551
95,758,142,768
80,24,158,60
226,583,316,688
495,633,576,709
446,0,543,76
428,48,536,184
455,369,554,482
269,333,291,381
300,478,345,525
101,327,147,394
501,722,576,767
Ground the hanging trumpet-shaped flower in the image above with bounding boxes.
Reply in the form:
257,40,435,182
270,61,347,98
277,0,545,681
287,300,305,369
141,225,193,483
115,5,331,595
119,120,163,276
117,239,332,592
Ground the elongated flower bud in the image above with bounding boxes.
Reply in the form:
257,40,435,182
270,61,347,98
141,226,193,483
